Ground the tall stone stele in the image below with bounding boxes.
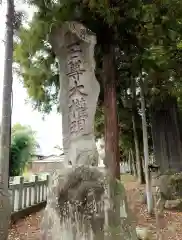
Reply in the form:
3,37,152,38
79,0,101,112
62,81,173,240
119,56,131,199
50,21,100,166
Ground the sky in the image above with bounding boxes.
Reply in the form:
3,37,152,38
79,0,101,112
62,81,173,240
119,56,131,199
0,2,63,155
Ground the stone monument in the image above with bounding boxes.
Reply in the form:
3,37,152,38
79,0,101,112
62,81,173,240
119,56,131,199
51,21,99,166
41,22,138,240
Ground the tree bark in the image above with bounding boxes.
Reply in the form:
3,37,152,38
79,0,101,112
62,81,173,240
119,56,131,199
139,78,153,214
132,114,145,183
130,148,137,177
128,150,133,175
0,0,14,239
151,96,182,173
131,79,145,183
103,45,120,179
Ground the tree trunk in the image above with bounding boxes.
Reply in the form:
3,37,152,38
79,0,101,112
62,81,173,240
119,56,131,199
130,148,137,177
103,45,120,179
139,78,153,215
0,0,14,238
128,150,133,175
102,52,138,236
131,79,145,183
132,116,145,184
151,96,182,173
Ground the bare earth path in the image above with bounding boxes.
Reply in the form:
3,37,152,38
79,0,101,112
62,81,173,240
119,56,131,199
123,175,182,240
8,174,182,239
8,212,42,240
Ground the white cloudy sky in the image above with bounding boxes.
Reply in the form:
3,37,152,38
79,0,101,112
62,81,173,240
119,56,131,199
0,2,63,155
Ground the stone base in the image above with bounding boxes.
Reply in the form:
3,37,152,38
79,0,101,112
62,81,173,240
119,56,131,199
140,175,182,217
136,227,153,240
165,199,182,209
41,165,138,239
152,172,182,200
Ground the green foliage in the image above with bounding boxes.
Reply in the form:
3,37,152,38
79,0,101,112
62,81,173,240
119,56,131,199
14,15,59,113
14,0,142,113
95,105,104,139
14,0,182,159
14,0,144,159
9,123,37,176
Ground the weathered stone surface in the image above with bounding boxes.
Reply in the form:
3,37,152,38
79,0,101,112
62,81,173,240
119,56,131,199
136,227,152,240
50,22,100,166
41,21,138,240
41,165,138,240
141,172,182,214
165,199,182,209
152,172,182,200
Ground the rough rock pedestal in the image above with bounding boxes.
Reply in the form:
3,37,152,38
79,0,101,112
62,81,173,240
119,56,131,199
51,22,100,166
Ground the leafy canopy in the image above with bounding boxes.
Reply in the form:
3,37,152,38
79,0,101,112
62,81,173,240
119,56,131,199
14,0,182,157
14,0,141,112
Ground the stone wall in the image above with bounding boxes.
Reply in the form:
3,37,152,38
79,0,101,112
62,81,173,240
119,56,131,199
30,158,64,174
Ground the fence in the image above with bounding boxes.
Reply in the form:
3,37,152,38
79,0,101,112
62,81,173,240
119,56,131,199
9,174,49,220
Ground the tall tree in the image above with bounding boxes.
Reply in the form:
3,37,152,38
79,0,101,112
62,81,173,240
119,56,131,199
139,76,153,215
131,78,145,184
0,0,14,238
103,45,120,179
14,0,139,179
